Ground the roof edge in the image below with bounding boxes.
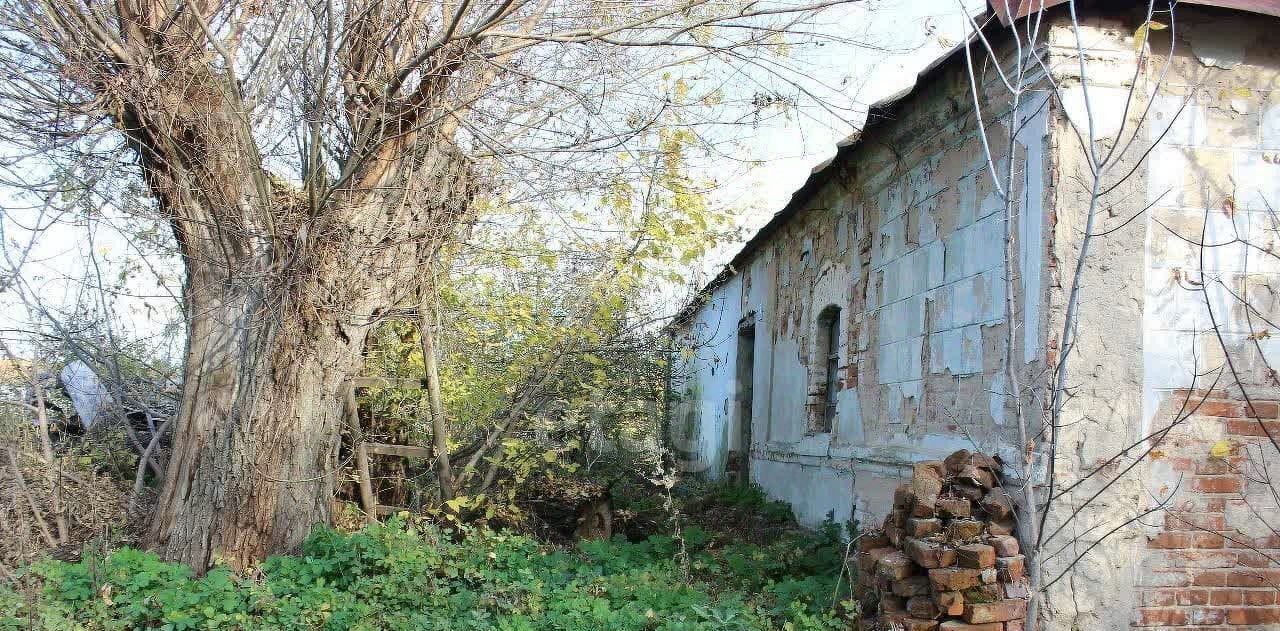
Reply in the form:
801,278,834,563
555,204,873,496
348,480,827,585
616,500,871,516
669,0,1280,329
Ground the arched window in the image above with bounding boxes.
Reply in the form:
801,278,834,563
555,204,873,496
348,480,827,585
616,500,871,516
813,305,841,433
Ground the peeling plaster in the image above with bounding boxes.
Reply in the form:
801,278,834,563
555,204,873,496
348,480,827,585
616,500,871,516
1060,85,1132,140
669,8,1280,629
1017,96,1050,364
1183,19,1253,69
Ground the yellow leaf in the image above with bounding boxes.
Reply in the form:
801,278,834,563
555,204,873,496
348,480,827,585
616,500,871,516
1133,20,1166,54
1209,440,1231,458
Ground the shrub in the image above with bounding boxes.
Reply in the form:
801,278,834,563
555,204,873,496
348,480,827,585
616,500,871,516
1,519,854,630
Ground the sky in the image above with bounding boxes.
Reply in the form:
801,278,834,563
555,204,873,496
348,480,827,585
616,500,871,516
690,0,978,284
0,0,981,358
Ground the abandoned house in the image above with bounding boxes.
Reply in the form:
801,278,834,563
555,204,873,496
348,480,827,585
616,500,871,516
668,1,1280,628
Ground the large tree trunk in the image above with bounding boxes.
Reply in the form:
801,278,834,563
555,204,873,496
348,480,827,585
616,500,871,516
146,272,368,569
41,0,476,571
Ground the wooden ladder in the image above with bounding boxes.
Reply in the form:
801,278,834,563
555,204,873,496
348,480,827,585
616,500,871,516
344,377,433,524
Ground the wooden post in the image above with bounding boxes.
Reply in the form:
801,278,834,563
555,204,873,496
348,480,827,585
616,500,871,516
356,442,377,524
345,375,432,524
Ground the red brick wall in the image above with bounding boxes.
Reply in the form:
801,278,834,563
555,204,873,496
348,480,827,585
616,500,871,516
1136,390,1280,628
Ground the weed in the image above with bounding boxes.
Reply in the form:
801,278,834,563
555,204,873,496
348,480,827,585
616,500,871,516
1,518,854,630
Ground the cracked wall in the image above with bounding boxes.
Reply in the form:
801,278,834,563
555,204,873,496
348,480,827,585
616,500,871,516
670,4,1280,629
1044,6,1280,630
670,31,1052,531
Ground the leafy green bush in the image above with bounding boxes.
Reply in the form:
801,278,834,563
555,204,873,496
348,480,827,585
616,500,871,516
1,520,855,630
700,482,795,524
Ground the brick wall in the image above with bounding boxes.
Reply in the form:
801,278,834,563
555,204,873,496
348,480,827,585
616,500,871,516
1136,390,1280,628
1041,7,1280,630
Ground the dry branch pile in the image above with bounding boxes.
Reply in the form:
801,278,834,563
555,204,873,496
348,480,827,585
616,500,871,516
521,476,613,543
859,450,1029,631
1,448,130,575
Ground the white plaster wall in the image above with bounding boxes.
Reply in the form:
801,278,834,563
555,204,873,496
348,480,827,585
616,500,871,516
670,33,1051,531
670,275,743,478
752,457,854,529
1141,89,1280,433
1042,10,1280,631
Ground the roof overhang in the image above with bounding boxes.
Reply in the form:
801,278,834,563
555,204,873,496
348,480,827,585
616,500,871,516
992,0,1280,25
667,0,1280,329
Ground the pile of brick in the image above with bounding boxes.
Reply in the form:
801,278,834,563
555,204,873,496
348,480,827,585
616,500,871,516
858,450,1029,631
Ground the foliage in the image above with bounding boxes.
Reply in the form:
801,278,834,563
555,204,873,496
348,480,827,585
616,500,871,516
0,357,135,573
1,519,856,630
348,105,735,522
697,481,797,525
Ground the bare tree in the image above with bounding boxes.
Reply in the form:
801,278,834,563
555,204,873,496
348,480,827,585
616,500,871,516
962,1,1280,629
0,0,875,569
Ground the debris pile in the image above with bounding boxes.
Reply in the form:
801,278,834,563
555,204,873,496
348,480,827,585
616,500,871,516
859,450,1029,631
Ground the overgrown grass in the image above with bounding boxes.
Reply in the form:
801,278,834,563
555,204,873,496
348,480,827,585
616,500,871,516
1,516,856,630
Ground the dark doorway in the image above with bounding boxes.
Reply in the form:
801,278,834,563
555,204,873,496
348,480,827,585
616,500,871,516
732,316,756,484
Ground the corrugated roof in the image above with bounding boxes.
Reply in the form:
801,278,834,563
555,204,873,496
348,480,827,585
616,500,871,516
992,0,1280,25
669,10,997,326
669,0,1280,327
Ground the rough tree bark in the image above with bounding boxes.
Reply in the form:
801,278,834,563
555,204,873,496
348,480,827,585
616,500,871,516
146,153,471,569
9,0,850,571
80,10,478,567
148,285,364,567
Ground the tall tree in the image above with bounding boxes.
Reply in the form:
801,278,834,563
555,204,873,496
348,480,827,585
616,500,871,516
0,0,863,569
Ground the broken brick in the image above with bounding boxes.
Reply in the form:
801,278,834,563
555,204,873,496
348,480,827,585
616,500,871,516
894,483,916,510
1001,579,1031,600
935,591,965,616
962,599,1026,624
957,544,996,569
938,621,1003,631
860,546,897,573
958,464,995,489
967,452,1000,471
937,496,972,518
906,537,957,569
858,532,891,552
929,567,984,591
987,517,1016,536
890,615,940,631
906,517,944,537
869,452,1029,631
948,519,984,541
980,488,1014,519
887,522,905,547
979,568,998,584
877,550,918,581
996,555,1025,582
988,535,1019,557
907,594,940,619
913,463,944,517
963,584,1000,603
954,482,985,501
892,575,932,597
944,449,972,473
889,508,910,527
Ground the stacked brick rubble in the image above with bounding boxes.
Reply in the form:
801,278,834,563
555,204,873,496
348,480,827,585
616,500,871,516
858,450,1029,631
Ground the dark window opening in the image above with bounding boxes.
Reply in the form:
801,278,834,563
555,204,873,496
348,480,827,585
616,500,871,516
815,306,841,434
